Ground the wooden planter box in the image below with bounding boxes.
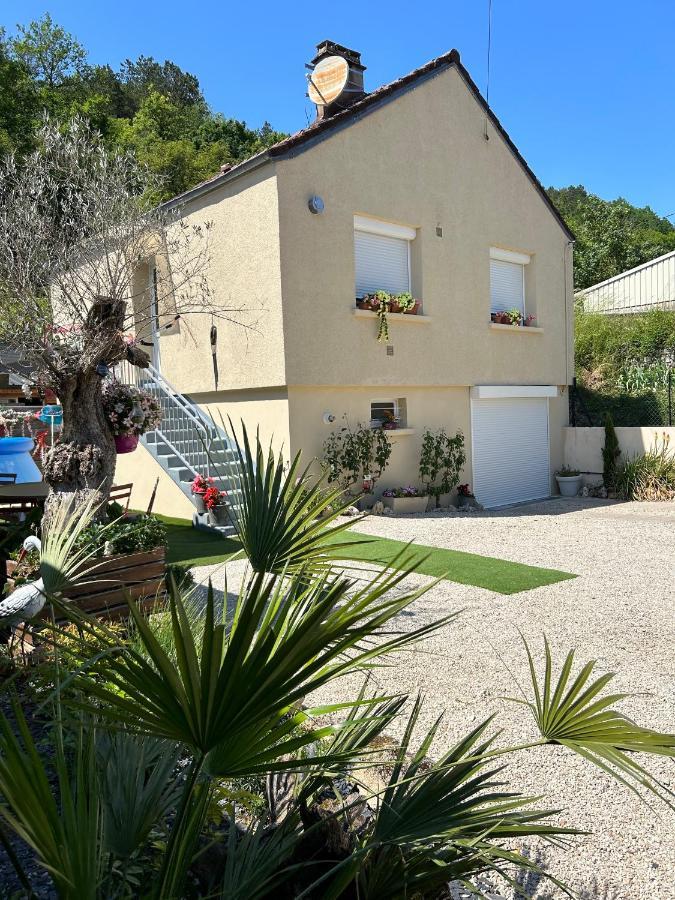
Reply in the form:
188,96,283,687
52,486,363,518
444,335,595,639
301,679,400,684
6,547,167,624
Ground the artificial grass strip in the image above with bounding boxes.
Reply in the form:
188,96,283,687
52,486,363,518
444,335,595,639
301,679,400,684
158,514,575,594
158,514,241,568
328,531,575,595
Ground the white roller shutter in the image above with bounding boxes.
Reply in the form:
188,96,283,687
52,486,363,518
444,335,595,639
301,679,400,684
490,258,524,314
471,397,550,508
355,230,410,297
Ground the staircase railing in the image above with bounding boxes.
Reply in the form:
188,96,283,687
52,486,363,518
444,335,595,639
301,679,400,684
111,360,220,478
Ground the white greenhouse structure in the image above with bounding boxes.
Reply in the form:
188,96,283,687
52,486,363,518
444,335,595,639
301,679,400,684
578,248,675,314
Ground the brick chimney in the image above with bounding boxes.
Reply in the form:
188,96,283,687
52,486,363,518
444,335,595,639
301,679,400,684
309,40,366,120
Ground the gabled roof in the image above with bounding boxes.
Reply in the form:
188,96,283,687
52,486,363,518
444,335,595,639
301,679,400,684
164,49,574,240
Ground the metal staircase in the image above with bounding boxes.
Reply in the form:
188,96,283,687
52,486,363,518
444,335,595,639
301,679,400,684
113,361,242,536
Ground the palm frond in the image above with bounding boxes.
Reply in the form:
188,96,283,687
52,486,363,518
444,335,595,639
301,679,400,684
520,635,675,808
311,700,575,900
39,491,111,596
96,732,182,859
219,816,302,900
0,699,103,900
211,417,363,574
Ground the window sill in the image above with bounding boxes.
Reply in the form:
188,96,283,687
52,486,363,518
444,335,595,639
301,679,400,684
353,309,431,323
380,428,415,436
489,323,543,334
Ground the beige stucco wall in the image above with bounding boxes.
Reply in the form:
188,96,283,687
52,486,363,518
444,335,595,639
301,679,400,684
288,387,569,497
275,64,573,390
153,167,286,394
187,387,290,457
114,442,195,519
564,426,675,475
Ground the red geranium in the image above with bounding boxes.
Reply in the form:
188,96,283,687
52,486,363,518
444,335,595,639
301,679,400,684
191,474,214,496
203,486,226,510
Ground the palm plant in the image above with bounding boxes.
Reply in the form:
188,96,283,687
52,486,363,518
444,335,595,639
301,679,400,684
212,418,361,574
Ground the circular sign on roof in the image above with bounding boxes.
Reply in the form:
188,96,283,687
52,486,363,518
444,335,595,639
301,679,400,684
307,55,350,106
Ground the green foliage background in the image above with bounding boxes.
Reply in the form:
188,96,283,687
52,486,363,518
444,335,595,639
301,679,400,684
0,14,287,202
548,185,675,290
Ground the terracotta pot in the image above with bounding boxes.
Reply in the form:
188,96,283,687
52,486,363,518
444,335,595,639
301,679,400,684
114,433,139,454
403,300,421,315
356,298,374,310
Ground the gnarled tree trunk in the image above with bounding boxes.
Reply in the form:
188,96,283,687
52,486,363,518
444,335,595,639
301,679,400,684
43,369,116,519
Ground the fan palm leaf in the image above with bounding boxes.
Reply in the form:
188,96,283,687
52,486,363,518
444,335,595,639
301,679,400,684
518,635,675,808
212,418,364,574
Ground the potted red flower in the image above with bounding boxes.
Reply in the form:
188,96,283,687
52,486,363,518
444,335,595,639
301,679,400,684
457,483,479,510
191,473,213,513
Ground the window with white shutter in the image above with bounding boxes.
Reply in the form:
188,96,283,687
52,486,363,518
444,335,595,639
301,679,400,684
354,216,415,299
489,247,531,316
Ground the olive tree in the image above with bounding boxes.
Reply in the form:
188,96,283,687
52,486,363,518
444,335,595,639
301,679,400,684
0,116,241,514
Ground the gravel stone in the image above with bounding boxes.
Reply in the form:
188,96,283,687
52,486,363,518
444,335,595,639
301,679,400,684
193,497,675,899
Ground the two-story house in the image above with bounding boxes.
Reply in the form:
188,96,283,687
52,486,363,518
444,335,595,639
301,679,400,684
115,41,574,516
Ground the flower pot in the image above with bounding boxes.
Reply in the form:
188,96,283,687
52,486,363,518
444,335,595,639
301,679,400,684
457,495,479,510
403,300,421,315
0,437,42,483
382,496,428,515
358,492,376,511
356,298,374,311
114,433,139,454
555,474,583,497
208,505,229,526
192,494,206,514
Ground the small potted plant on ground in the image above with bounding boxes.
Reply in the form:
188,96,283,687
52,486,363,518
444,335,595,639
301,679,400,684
555,466,583,497
103,381,161,453
190,473,213,513
381,485,428,515
204,485,229,525
457,483,479,510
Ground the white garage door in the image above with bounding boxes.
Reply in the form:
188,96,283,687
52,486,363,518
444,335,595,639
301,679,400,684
471,397,550,508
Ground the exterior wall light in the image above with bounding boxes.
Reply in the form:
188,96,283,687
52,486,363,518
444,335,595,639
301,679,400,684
322,412,335,424
308,195,325,214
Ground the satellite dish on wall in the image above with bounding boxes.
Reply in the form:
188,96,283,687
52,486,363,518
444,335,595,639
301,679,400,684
307,55,350,107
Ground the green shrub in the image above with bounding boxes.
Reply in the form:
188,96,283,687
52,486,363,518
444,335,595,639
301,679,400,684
575,308,675,378
76,513,167,557
602,413,621,490
615,435,675,500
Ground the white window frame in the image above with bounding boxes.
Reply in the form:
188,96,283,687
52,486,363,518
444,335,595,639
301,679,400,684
354,215,415,300
489,247,531,318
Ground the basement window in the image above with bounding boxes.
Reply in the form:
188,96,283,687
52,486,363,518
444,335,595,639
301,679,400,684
354,216,415,299
489,247,531,318
370,398,407,429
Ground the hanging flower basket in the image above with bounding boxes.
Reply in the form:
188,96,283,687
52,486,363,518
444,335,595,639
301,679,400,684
114,433,139,454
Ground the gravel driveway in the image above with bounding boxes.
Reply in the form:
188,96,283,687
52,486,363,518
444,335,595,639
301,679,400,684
194,497,675,899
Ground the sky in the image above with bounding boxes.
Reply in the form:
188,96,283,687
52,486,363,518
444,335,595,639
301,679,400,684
2,0,675,219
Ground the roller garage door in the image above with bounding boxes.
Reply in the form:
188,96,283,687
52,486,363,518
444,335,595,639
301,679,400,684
471,395,551,508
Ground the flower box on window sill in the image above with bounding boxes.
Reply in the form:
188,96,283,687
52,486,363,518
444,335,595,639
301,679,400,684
356,294,421,315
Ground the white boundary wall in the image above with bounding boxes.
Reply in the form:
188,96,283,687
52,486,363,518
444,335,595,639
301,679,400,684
564,426,675,475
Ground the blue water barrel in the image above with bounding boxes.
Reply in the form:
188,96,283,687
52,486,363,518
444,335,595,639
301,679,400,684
0,437,42,483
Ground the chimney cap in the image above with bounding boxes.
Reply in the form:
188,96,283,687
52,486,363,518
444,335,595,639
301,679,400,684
312,40,366,71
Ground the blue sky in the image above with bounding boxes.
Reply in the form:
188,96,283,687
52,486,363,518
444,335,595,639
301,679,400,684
3,0,674,218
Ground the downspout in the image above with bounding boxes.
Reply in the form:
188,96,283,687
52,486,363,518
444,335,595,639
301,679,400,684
564,240,575,387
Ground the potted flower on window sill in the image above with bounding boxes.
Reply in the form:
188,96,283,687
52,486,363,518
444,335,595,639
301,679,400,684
191,473,214,513
356,290,421,342
555,466,583,497
381,485,428,515
103,381,162,453
457,483,479,510
204,485,229,525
